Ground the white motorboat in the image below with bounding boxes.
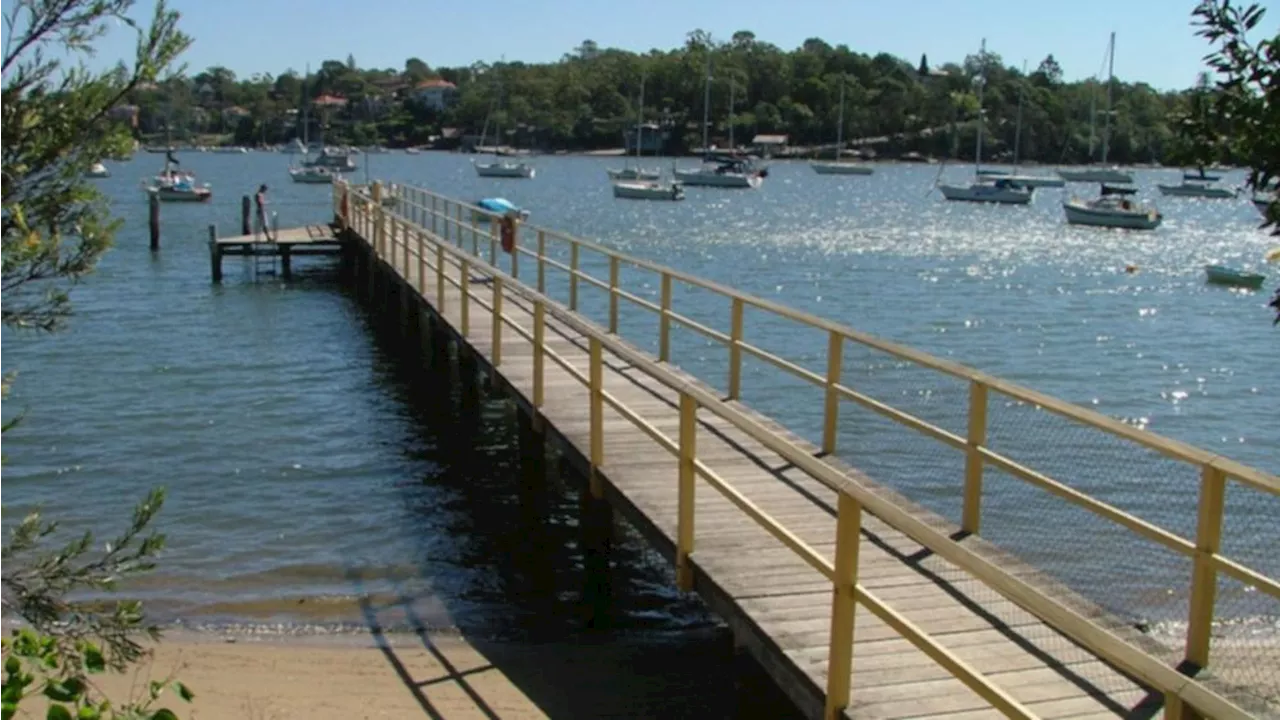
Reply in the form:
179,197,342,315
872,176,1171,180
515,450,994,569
812,78,874,176
938,178,1034,204
289,165,334,184
612,180,685,201
304,147,357,172
677,55,766,189
1063,196,1161,230
475,160,535,178
145,172,211,202
606,167,661,181
1058,33,1133,186
85,162,110,178
404,147,421,155
1156,180,1237,199
674,156,765,188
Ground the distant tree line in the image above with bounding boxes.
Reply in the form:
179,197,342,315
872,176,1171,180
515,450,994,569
125,29,1233,165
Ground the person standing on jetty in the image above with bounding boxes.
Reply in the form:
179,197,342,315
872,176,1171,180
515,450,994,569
254,184,274,241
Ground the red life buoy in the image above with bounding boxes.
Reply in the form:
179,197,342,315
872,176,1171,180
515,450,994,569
500,215,516,254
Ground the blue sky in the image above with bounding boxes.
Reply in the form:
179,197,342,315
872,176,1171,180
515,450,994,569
22,0,1280,89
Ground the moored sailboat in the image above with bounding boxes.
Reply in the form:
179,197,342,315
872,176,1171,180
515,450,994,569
1057,33,1133,184
811,78,873,176
938,39,1034,205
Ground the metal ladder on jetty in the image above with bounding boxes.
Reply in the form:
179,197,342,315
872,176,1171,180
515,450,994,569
251,212,280,278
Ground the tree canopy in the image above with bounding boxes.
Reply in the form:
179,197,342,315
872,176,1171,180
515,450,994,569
3,0,195,716
126,30,1217,164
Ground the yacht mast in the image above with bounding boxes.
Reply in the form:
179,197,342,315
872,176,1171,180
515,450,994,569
974,38,987,173
835,77,845,161
1101,32,1116,164
701,46,712,154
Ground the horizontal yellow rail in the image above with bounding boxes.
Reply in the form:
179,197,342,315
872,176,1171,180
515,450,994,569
340,182,1264,720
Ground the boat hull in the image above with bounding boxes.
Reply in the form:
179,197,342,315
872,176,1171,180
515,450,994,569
1157,184,1236,199
1205,265,1265,289
1058,168,1134,184
475,162,535,178
811,162,874,176
938,183,1033,204
1005,174,1065,188
150,187,212,202
673,169,762,188
606,167,661,181
290,170,334,184
612,181,685,201
1062,201,1160,229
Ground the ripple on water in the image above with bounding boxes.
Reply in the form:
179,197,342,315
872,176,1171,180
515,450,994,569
2,156,1276,637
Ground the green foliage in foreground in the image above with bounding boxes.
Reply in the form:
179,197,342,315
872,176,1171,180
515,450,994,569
1173,1,1280,321
2,0,194,716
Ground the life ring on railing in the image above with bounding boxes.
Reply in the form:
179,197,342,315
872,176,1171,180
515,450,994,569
500,214,516,254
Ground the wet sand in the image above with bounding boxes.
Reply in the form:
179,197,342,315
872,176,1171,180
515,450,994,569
64,629,799,720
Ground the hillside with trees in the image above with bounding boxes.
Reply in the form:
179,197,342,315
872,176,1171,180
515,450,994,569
125,30,1215,164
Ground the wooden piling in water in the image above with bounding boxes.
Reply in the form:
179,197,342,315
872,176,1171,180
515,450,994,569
148,193,161,251
208,224,221,283
241,195,252,236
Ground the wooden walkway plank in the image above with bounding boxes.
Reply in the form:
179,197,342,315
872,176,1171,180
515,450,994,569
343,203,1254,719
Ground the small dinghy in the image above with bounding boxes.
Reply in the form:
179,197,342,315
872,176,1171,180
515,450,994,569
612,180,685,201
1204,265,1266,290
472,197,530,222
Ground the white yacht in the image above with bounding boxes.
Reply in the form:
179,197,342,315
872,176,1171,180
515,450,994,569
1063,190,1161,230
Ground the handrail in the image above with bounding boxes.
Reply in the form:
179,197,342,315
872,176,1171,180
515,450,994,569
388,188,1280,652
410,189,1280,498
336,182,1262,719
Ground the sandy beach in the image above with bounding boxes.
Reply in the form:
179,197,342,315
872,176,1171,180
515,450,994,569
19,628,797,720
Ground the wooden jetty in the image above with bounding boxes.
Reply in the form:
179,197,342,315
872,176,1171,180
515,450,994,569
207,223,344,282
274,180,1279,718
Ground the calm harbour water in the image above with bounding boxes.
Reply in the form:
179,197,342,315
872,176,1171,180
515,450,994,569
4,153,1277,656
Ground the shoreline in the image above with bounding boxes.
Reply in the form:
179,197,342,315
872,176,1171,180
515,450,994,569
14,624,799,719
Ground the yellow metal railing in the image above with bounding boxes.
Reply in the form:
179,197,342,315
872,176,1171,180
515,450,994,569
337,181,1271,719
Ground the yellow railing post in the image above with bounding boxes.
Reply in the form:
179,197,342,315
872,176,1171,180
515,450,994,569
471,214,480,255
659,273,672,362
824,493,862,720
962,381,989,534
1186,465,1226,669
536,230,546,293
460,258,471,337
588,336,604,498
491,276,503,367
417,229,427,294
609,256,620,334
533,301,545,408
728,297,744,399
676,392,697,591
388,216,398,268
569,243,580,311
455,204,463,246
435,244,445,311
489,221,498,264
431,195,438,235
402,218,410,273
822,331,844,454
371,182,383,256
